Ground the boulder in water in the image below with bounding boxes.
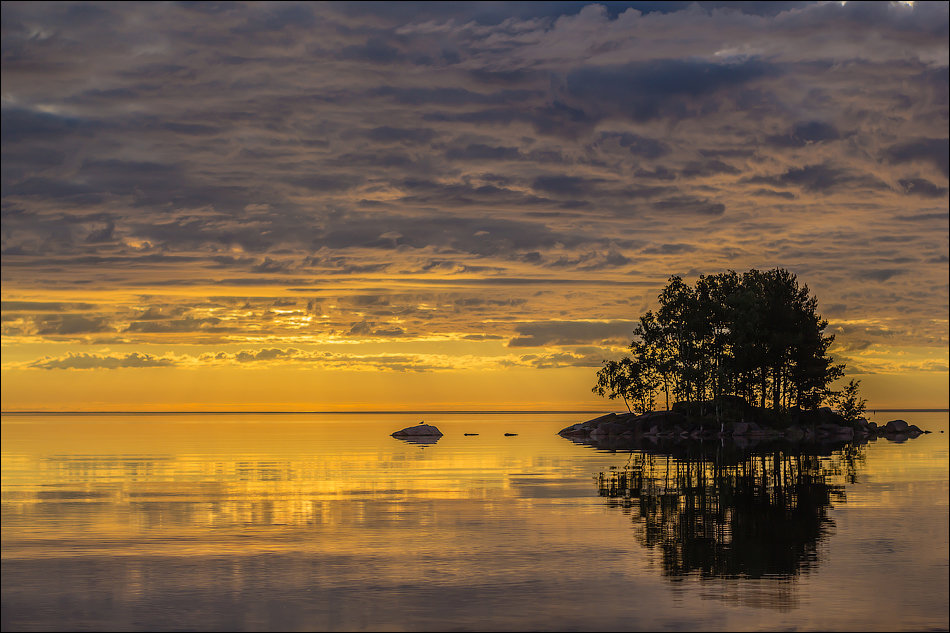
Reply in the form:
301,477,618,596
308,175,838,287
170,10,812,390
392,424,443,437
884,419,909,434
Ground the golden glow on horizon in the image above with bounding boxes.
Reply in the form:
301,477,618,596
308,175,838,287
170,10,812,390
2,1,947,414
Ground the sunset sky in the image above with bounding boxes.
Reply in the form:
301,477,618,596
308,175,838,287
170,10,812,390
2,1,947,411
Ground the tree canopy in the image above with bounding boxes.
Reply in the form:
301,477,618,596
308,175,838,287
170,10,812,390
594,268,845,415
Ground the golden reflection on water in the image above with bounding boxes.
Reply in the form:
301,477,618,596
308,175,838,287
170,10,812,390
2,416,596,561
2,412,948,631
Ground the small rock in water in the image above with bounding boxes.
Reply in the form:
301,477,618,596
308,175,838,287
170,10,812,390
392,424,443,437
464,433,479,436
504,432,518,436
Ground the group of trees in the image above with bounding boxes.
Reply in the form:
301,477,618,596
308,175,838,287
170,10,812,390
594,268,857,416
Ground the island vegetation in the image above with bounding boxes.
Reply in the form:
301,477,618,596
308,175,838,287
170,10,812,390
594,268,856,419
570,268,927,447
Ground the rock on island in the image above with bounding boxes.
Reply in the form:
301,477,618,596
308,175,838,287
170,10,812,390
560,398,927,449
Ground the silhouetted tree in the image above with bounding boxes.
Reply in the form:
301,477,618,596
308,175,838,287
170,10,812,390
593,359,635,413
592,356,660,414
596,268,847,414
832,379,867,423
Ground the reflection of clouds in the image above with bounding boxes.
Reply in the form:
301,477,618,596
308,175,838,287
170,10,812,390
3,431,562,540
393,434,442,446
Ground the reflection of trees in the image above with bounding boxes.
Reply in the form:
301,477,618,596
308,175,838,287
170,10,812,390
597,446,864,581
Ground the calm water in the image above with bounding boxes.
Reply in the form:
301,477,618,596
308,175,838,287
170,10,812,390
2,411,948,631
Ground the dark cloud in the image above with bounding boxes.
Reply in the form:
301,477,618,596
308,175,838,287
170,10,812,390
598,132,670,159
766,120,842,147
362,126,438,145
339,37,406,65
748,164,884,193
894,211,950,222
898,178,949,198
235,348,298,363
563,58,779,123
1,108,99,144
445,144,523,161
653,197,725,216
124,317,227,333
856,269,905,282
883,138,950,178
347,320,405,337
680,159,740,178
642,243,697,255
33,315,114,336
532,175,608,197
508,320,638,347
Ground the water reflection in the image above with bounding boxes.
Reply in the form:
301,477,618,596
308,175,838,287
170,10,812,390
393,435,442,445
596,445,866,608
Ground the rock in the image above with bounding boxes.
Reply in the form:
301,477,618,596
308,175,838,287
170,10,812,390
885,419,909,433
392,424,443,437
586,412,618,425
504,432,518,436
557,422,590,436
600,422,629,436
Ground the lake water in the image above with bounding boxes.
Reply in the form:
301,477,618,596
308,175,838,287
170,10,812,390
2,410,948,631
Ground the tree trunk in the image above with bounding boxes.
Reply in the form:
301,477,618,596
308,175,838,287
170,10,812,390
772,366,781,410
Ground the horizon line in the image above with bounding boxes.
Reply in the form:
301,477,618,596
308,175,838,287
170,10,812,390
2,408,947,416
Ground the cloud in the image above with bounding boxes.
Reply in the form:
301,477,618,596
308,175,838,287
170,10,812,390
32,315,114,336
883,138,950,178
747,164,884,193
766,120,843,147
856,269,905,282
518,349,605,369
27,352,178,370
1,0,947,396
508,320,638,347
898,178,949,198
562,58,779,123
653,197,726,216
362,126,438,145
1,301,97,312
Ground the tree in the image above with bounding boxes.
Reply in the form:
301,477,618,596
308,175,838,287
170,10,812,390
593,359,635,413
592,355,660,415
593,268,849,415
832,379,867,424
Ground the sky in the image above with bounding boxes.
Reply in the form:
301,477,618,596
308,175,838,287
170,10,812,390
1,1,948,412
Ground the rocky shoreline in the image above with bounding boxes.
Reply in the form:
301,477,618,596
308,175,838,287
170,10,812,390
559,405,928,451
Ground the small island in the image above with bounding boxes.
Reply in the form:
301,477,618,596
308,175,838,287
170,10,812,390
568,268,928,449
559,398,926,452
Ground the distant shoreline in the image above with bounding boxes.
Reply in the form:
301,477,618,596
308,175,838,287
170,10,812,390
2,409,947,416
